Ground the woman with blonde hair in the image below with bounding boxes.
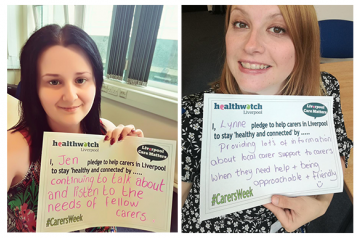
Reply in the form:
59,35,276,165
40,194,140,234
181,5,352,233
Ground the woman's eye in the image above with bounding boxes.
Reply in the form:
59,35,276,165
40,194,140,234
234,22,248,29
269,27,286,34
49,80,60,85
76,78,87,84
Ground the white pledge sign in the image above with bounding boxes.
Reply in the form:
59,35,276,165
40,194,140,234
200,94,343,221
37,132,176,232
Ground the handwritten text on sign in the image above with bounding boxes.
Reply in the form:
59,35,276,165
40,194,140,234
37,133,176,232
200,94,343,221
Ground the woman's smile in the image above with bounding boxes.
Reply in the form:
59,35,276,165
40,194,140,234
238,61,272,75
226,5,295,95
57,105,83,112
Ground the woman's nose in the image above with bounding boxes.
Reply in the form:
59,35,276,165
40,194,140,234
244,29,265,54
62,83,78,102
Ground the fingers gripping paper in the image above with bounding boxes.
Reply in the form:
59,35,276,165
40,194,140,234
200,94,343,221
37,133,176,232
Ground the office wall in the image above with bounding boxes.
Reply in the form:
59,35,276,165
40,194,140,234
314,5,353,21
100,97,178,185
7,70,21,85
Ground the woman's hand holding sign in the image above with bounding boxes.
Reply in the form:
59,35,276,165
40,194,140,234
101,118,144,145
264,156,345,232
264,193,333,232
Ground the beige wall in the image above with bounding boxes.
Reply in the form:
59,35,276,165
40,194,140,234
7,70,21,85
314,5,353,21
100,97,178,187
101,97,177,140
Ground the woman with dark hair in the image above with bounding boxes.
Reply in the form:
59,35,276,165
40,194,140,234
7,24,143,232
181,6,352,233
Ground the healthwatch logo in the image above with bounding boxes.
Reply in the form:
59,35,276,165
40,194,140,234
214,102,263,115
52,140,99,148
214,102,262,110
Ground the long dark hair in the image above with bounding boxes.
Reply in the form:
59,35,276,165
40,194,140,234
10,24,106,163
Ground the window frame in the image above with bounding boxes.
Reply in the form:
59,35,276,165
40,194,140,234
100,5,178,121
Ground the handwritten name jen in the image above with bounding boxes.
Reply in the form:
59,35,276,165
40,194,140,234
59,155,78,166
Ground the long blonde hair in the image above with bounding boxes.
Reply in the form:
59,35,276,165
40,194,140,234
215,5,324,96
